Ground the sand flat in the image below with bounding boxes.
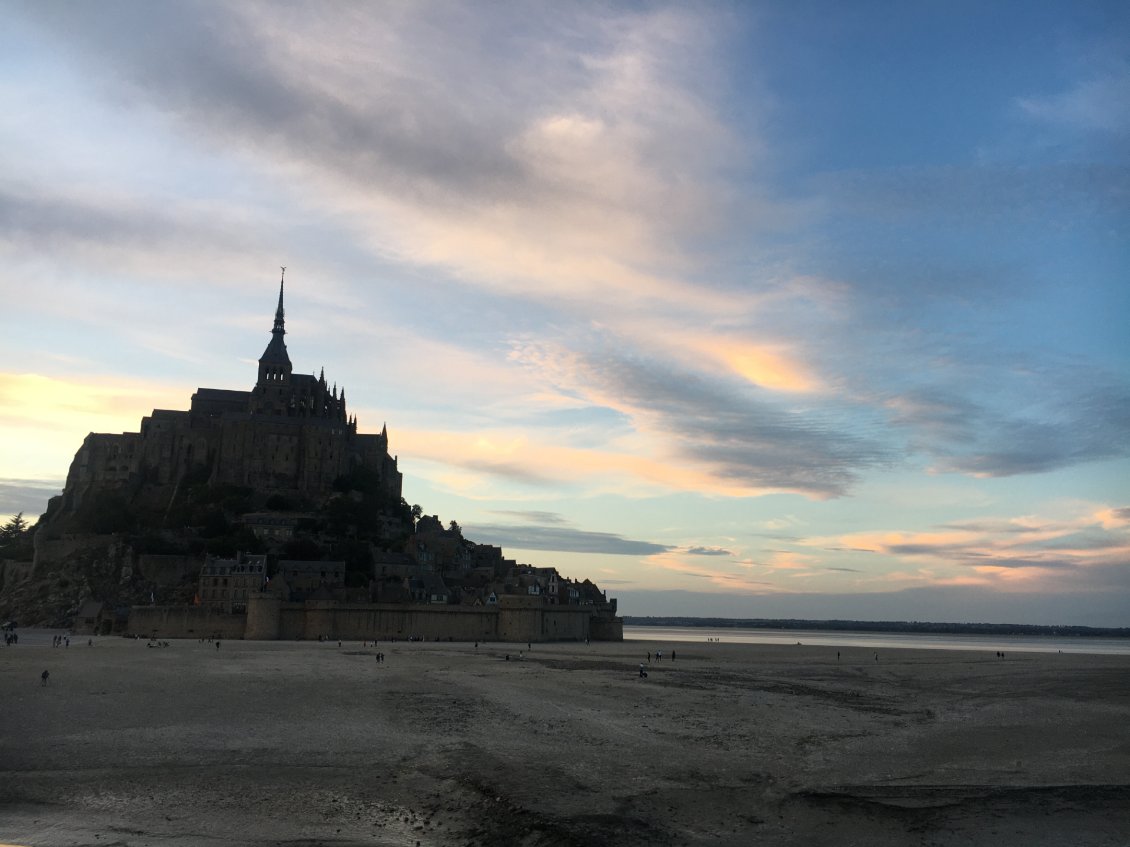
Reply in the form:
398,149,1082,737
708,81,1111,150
1,634,1128,846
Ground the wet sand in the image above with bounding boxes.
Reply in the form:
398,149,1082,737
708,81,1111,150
2,632,1128,846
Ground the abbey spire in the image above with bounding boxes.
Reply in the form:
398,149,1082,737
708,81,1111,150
272,266,286,336
257,268,292,383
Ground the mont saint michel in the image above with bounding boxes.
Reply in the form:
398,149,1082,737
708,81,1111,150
0,275,621,643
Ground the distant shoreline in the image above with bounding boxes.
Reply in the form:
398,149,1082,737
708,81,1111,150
623,616,1130,639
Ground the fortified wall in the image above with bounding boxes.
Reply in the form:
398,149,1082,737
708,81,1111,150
129,592,621,643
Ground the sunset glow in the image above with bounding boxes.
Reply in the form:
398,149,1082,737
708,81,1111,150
1,1,1126,625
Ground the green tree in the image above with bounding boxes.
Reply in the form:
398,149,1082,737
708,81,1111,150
0,512,29,541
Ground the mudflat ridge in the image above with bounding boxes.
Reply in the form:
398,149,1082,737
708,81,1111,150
1,633,1127,846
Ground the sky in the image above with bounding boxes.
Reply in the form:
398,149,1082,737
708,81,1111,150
1,1,1127,626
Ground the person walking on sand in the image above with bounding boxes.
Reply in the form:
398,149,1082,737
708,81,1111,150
40,669,49,686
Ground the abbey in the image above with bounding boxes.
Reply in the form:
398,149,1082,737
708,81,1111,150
8,274,621,642
59,274,401,514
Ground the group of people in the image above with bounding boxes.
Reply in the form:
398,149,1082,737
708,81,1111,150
52,634,70,648
639,647,677,678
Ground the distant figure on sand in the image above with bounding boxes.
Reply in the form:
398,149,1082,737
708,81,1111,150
639,663,647,678
40,669,49,685
216,641,221,650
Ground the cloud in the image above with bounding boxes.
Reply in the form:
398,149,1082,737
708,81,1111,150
642,550,781,592
923,377,1130,478
15,2,758,308
819,504,1130,588
684,546,733,557
512,340,893,498
487,510,569,525
394,421,873,501
25,2,1126,502
1017,66,1130,134
464,522,671,556
0,478,64,520
1102,508,1130,528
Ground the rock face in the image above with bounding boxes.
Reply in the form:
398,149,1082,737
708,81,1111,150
2,537,134,628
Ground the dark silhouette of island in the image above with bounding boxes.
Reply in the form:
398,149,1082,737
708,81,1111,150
623,616,1130,639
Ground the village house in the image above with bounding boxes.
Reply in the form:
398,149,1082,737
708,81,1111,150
198,553,267,613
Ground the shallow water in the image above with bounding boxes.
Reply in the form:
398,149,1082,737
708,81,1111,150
624,624,1130,655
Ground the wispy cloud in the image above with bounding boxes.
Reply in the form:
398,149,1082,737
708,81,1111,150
464,522,671,556
488,510,569,525
512,339,893,498
18,3,754,304
1017,64,1130,134
684,546,733,557
919,375,1130,478
814,504,1130,588
0,478,64,520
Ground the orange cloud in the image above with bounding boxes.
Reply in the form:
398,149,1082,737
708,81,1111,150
390,426,785,499
706,340,820,392
643,549,785,594
815,504,1130,592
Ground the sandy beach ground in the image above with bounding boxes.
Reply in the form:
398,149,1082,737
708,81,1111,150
1,632,1127,846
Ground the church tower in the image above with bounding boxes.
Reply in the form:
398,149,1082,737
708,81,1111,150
257,269,292,386
250,269,294,415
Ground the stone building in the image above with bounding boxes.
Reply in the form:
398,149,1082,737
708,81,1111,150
198,553,267,613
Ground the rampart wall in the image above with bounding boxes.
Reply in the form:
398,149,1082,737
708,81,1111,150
128,605,247,639
133,596,615,642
